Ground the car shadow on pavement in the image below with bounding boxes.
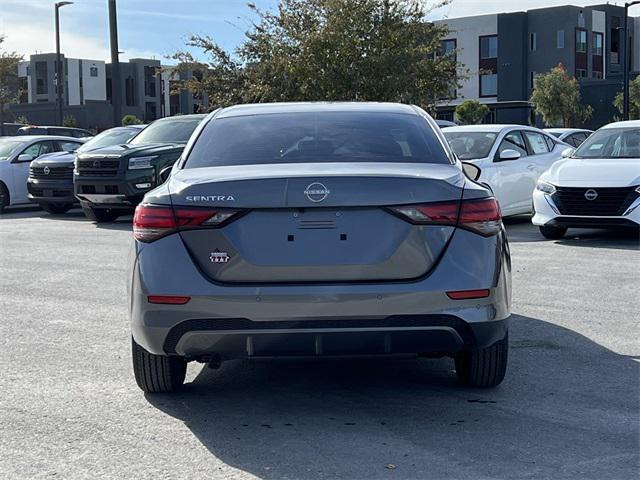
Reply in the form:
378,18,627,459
146,314,639,479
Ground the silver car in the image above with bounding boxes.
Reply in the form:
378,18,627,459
129,102,511,393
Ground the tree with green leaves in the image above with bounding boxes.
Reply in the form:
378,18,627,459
0,35,23,136
530,63,592,127
455,100,489,125
169,0,460,111
613,76,640,120
63,115,77,127
121,114,143,126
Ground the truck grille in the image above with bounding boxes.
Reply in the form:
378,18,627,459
30,166,73,179
553,186,639,216
76,159,120,177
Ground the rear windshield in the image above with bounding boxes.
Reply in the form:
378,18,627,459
184,112,450,168
443,131,498,160
130,117,202,145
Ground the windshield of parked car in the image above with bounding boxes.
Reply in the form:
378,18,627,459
130,117,201,145
0,140,23,160
77,127,141,153
185,112,451,168
442,131,498,160
572,127,640,159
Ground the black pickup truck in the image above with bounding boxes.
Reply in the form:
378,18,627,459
28,125,145,214
74,114,205,222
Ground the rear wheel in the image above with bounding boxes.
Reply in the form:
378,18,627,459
41,202,73,215
132,337,186,393
0,183,9,214
81,205,121,223
539,225,567,240
455,331,508,388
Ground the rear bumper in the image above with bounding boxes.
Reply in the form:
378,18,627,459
532,190,640,228
162,316,509,359
129,227,512,357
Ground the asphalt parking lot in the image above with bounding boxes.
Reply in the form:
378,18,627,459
0,206,638,480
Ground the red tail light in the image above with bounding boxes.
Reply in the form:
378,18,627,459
446,289,490,300
147,295,191,305
133,204,241,242
390,197,501,236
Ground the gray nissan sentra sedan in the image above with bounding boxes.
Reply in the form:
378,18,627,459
128,102,511,393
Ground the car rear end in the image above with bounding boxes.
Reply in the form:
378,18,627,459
128,104,511,393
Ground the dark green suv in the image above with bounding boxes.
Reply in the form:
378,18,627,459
74,114,206,222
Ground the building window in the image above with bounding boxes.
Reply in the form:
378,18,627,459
557,30,565,49
480,74,497,97
592,32,603,56
35,61,48,95
611,17,621,64
576,69,588,78
480,35,498,59
576,29,587,53
440,39,456,57
530,33,537,52
125,76,135,106
592,71,603,79
89,66,98,77
530,72,538,89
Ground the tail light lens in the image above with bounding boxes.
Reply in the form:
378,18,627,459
133,204,241,242
390,197,501,236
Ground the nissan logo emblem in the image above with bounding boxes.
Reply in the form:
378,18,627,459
584,189,598,201
93,160,100,168
43,166,50,175
304,182,330,202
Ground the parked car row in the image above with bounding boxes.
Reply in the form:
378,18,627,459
0,114,205,218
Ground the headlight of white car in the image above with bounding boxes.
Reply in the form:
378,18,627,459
128,156,157,170
536,180,556,195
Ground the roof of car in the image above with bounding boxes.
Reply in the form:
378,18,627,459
601,120,640,129
0,135,84,143
154,114,207,122
216,102,419,119
19,125,90,131
441,124,525,133
544,128,592,134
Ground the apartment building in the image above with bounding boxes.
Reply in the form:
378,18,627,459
9,54,204,130
436,4,639,128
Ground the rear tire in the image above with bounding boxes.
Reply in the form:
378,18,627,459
132,337,186,393
81,205,121,223
41,202,73,215
0,183,9,214
455,332,508,388
539,225,567,240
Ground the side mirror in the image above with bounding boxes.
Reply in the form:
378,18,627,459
561,147,575,158
498,149,521,161
17,154,34,162
159,165,173,183
462,162,481,181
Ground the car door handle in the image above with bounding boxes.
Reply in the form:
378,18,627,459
526,164,536,171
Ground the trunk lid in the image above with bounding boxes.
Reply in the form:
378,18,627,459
168,162,465,283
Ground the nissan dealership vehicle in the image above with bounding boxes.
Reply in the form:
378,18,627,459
28,125,145,214
74,114,205,222
129,102,511,393
533,120,640,239
0,136,84,213
545,128,593,147
443,125,566,216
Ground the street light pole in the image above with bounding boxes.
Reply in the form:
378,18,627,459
108,0,122,127
623,1,640,121
54,1,73,125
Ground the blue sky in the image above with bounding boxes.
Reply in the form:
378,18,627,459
0,0,630,63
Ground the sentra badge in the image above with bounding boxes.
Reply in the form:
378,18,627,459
186,195,235,202
209,250,230,263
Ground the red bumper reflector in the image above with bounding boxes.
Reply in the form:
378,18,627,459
147,295,191,305
446,289,490,300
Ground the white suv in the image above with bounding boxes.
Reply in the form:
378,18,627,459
532,120,640,239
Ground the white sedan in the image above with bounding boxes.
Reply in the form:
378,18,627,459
532,120,640,239
443,125,567,216
0,135,84,213
544,128,593,147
